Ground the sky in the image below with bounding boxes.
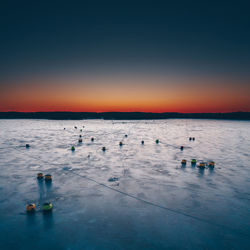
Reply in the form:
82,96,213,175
0,0,250,113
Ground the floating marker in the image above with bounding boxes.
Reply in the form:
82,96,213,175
208,161,215,168
45,174,52,182
37,173,44,180
191,159,197,165
108,177,119,182
26,203,36,213
181,159,187,165
42,202,53,212
198,162,206,169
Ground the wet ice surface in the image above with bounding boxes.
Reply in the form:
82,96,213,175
0,119,250,250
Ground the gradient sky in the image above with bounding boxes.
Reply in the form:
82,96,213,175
1,0,250,112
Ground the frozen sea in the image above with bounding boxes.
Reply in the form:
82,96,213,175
0,119,249,250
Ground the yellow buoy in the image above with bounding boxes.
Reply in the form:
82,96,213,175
198,162,206,169
26,203,36,212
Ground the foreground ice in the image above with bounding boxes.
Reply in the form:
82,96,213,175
0,119,249,249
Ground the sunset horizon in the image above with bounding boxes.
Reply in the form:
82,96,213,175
1,73,249,113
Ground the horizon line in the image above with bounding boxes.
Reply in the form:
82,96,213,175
1,111,249,114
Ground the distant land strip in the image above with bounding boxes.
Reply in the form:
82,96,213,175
0,112,250,120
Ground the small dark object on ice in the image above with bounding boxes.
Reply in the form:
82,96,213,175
191,159,197,165
208,161,215,168
198,162,206,169
45,174,52,182
26,203,36,213
37,173,44,179
108,177,119,182
181,159,187,165
42,202,53,212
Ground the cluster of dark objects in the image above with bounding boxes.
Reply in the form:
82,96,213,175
26,173,53,213
25,126,214,212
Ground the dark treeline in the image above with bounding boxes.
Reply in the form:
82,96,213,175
0,112,250,120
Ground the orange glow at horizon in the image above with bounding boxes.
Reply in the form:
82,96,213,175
0,75,249,113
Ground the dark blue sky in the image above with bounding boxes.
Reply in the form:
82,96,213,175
1,0,250,79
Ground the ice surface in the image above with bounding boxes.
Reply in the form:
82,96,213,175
0,119,249,249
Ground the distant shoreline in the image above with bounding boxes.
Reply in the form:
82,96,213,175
0,112,250,120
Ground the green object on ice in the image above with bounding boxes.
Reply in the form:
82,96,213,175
42,202,53,211
71,146,75,151
155,139,159,144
